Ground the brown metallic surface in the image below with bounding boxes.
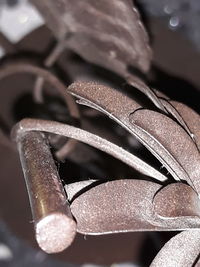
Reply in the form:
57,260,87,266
70,179,160,234
12,118,166,181
160,98,193,138
0,2,200,264
69,180,200,234
170,101,200,150
15,131,76,253
153,183,200,218
130,109,200,194
150,230,200,267
33,39,67,103
128,75,167,112
68,82,191,182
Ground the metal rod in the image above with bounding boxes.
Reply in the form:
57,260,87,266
15,131,76,253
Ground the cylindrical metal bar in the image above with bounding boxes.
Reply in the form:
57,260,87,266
16,131,76,253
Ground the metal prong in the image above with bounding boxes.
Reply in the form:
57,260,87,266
15,131,76,253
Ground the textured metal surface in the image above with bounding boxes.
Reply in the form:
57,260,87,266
159,98,193,138
127,76,167,112
69,180,200,234
15,131,76,253
65,180,97,202
153,183,200,218
130,109,200,194
150,230,200,267
1,0,200,263
170,100,200,150
9,79,200,260
12,118,166,181
71,179,161,234
68,82,200,184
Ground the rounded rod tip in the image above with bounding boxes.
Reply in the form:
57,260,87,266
15,130,77,253
36,212,77,254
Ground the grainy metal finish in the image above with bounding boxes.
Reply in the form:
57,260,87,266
170,101,200,150
130,109,200,193
65,180,97,202
14,131,76,253
153,183,200,218
10,80,200,260
68,82,200,184
1,0,200,263
127,76,167,112
150,230,200,267
12,119,166,181
69,180,200,234
159,98,194,138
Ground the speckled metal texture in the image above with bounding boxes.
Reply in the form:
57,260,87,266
71,180,162,234
11,77,200,261
69,180,200,234
130,109,200,193
153,183,200,218
2,1,200,263
170,100,200,150
150,230,200,267
16,131,76,253
68,82,200,186
12,118,166,181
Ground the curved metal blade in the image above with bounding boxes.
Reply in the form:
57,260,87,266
153,183,200,218
130,109,200,194
160,99,194,138
12,119,167,181
69,180,200,234
150,230,200,267
71,179,161,234
68,82,188,182
170,101,200,150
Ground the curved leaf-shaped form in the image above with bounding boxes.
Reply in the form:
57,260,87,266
69,180,200,234
70,180,160,234
160,99,193,138
68,82,191,182
150,230,200,267
31,0,152,74
128,76,167,112
130,109,200,194
153,183,200,218
170,101,200,150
